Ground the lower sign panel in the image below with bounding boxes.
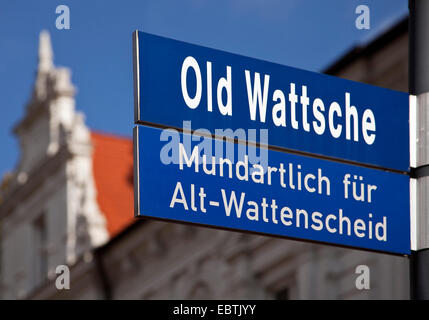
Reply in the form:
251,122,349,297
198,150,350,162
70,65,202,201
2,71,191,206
134,125,410,255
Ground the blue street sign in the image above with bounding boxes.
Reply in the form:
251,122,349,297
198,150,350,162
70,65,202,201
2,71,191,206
134,125,410,255
133,31,410,172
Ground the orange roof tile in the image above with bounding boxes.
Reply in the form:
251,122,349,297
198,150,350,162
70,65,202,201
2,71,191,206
91,131,135,237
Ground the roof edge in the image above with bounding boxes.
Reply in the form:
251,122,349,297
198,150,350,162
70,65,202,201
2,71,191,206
324,16,408,75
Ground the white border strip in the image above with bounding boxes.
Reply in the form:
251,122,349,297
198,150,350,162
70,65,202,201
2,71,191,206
133,126,140,216
410,177,417,251
133,31,141,122
410,94,417,168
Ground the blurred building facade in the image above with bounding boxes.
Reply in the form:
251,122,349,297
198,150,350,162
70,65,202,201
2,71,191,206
0,18,410,299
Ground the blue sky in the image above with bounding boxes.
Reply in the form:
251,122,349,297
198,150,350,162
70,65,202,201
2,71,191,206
0,0,407,178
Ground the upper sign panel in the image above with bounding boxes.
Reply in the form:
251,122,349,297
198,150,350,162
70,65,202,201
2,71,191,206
133,31,410,172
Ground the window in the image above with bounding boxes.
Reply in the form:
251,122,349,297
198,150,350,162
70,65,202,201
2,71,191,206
275,287,290,300
33,214,47,287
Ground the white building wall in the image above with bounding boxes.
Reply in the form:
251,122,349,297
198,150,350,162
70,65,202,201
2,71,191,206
1,163,66,298
0,31,108,300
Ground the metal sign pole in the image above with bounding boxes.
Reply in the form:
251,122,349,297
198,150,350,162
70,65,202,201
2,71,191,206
409,0,429,300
